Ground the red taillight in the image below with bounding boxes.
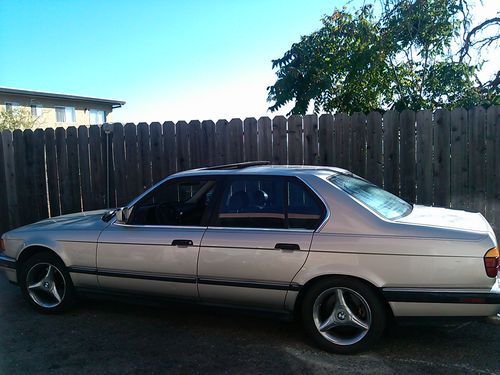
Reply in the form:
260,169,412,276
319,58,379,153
484,247,499,278
0,238,4,252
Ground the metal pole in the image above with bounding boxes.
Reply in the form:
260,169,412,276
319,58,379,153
103,123,113,208
106,132,110,208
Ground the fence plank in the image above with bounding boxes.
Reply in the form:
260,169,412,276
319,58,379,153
201,120,216,167
33,129,48,221
366,111,382,186
287,115,303,165
214,120,228,165
137,122,152,191
350,112,366,178
2,131,18,227
304,114,319,165
383,111,399,195
124,123,140,201
189,120,202,168
433,109,451,208
335,113,350,170
468,106,487,214
44,128,60,217
244,118,258,162
55,128,72,214
416,110,433,205
491,106,500,234
66,126,81,213
0,133,8,233
333,114,343,167
399,110,416,202
176,121,190,170
450,108,469,209
228,118,244,163
272,116,287,165
162,121,177,175
150,122,163,184
257,117,272,162
23,130,38,223
78,126,92,211
486,106,500,237
89,125,105,209
13,130,28,225
319,114,334,166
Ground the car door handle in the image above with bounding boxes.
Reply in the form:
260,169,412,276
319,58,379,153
171,239,193,247
275,243,300,251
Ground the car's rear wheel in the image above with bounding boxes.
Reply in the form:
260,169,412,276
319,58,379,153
19,252,76,313
301,277,387,354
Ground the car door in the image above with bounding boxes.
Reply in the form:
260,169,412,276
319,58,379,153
198,175,326,309
97,177,218,299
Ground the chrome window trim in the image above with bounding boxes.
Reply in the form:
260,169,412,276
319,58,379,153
205,226,314,233
112,220,208,230
294,175,331,232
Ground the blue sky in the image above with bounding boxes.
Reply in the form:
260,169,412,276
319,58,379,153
1,0,498,123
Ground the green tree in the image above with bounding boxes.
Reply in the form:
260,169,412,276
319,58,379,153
0,107,40,131
267,0,500,114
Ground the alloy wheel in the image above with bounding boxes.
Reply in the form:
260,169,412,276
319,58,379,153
312,287,372,346
26,262,66,308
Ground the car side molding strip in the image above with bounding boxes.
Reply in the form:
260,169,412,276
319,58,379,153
68,266,302,291
382,288,500,304
68,266,197,284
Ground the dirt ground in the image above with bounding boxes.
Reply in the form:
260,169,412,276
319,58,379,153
0,276,499,374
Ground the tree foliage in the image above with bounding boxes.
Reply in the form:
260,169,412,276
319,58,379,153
267,0,500,114
0,107,39,131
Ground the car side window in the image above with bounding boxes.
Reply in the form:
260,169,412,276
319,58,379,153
287,179,324,230
129,179,217,226
216,177,285,229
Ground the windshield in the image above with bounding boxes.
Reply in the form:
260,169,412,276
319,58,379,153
328,174,412,220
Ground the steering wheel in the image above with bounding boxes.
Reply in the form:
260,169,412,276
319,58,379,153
155,202,177,225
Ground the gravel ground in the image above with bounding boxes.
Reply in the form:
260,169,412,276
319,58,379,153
0,276,499,375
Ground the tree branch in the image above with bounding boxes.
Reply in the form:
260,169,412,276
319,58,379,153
460,16,500,62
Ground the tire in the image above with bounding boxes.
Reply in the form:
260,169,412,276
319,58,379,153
19,252,76,313
301,277,387,354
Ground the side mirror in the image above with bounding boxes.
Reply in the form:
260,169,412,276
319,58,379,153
115,207,131,224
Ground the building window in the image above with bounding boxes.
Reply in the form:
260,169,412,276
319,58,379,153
89,109,105,125
31,104,43,117
55,106,76,123
5,102,19,111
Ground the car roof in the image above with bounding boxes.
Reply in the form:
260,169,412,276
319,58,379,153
173,162,348,178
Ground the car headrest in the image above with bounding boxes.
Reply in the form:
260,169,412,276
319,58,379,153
253,189,268,207
228,190,249,211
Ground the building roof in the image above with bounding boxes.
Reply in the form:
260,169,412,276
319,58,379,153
0,86,125,107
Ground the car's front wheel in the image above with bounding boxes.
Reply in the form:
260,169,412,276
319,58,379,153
301,277,387,354
19,252,76,313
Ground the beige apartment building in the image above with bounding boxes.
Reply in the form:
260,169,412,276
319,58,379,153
0,87,125,128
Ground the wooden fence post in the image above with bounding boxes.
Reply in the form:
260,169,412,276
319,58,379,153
433,109,451,208
366,111,382,186
383,111,399,195
272,116,287,165
319,114,334,166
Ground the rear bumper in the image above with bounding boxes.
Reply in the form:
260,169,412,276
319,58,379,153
382,288,500,304
382,287,500,317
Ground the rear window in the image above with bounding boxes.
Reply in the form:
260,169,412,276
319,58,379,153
328,174,412,220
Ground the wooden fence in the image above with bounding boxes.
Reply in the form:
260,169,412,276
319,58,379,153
0,106,499,237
